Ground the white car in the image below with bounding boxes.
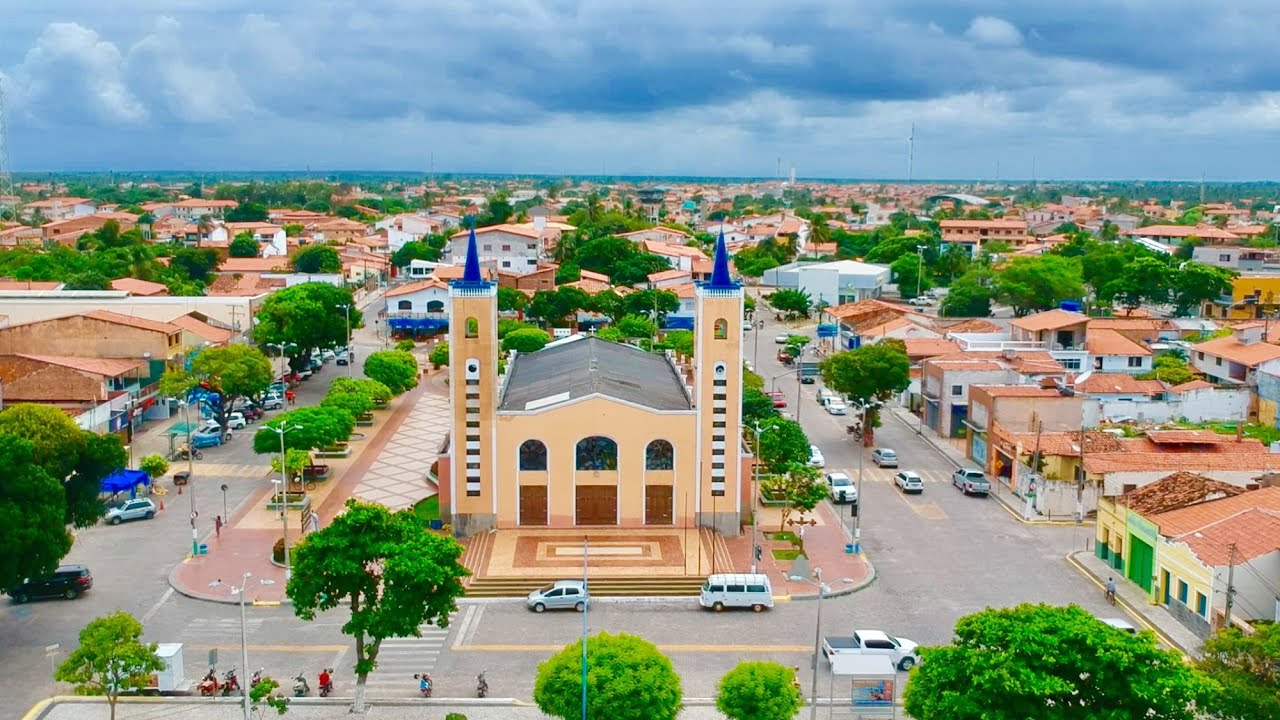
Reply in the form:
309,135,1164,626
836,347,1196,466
225,412,247,430
825,472,857,504
320,349,337,361
825,400,847,415
808,445,825,468
742,320,753,332
908,296,933,306
774,334,790,344
894,471,924,493
260,395,284,410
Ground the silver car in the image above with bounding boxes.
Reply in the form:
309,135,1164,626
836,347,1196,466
894,471,924,494
104,498,157,525
527,580,588,612
871,448,898,467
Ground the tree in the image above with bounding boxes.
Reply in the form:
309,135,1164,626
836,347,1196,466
226,201,269,222
229,232,261,258
321,391,375,420
269,448,312,481
288,500,468,713
616,314,656,339
527,287,590,326
1104,256,1172,311
891,252,931,299
939,275,993,317
429,341,449,368
0,435,70,593
620,289,679,321
497,286,528,313
174,345,274,434
742,388,778,425
534,632,683,720
390,240,440,268
1137,354,1197,385
993,255,1085,317
168,247,220,283
662,329,694,357
252,407,356,454
138,454,169,480
1198,623,1280,720
64,271,112,290
821,342,910,410
395,339,416,352
363,350,419,395
249,674,291,717
762,465,826,532
55,612,165,720
1170,262,1237,317
253,283,363,367
502,327,551,353
767,288,812,318
903,603,1210,720
716,660,803,720
329,377,393,406
756,415,810,472
291,244,342,274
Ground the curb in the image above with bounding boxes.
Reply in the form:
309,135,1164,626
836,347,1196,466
787,556,876,601
1064,552,1191,659
887,407,1091,528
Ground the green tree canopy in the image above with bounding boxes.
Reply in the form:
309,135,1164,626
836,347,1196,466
138,454,169,480
390,240,441,268
253,406,356,454
939,274,993,317
620,289,679,321
1197,623,1280,720
903,603,1210,720
329,376,393,405
742,387,779,425
820,342,910,408
288,500,468,712
716,660,803,720
55,612,165,720
891,252,931,299
429,341,449,368
291,244,343,274
163,345,273,432
1170,262,1237,317
1137,354,1197,385
362,350,419,395
527,286,591,326
169,247,221,283
767,288,812,318
502,327,551,353
229,232,260,258
253,283,363,365
993,255,1086,317
321,391,375,420
498,286,529,313
616,314,656,339
756,415,810,472
534,632,683,720
762,465,825,531
0,435,70,593
662,329,694,357
1104,256,1172,310
226,201,269,222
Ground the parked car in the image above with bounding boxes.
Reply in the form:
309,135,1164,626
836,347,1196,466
1099,618,1138,634
225,412,247,430
526,580,588,613
741,320,753,332
239,405,264,421
105,498,157,525
952,468,991,496
894,471,924,494
8,565,92,603
825,471,858,504
296,368,313,381
700,573,773,612
908,296,933,306
817,388,837,406
825,399,847,415
768,391,787,408
190,429,224,449
822,630,920,670
269,382,288,395
335,352,350,366
774,334,790,344
871,448,898,468
260,395,284,410
776,349,793,364
808,445,825,468
320,349,336,362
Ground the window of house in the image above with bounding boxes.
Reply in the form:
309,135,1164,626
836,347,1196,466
1197,352,1205,361
1196,591,1207,617
502,261,511,268
1127,356,1143,368
397,300,412,311
518,440,547,471
482,244,492,251
950,385,962,397
1060,358,1082,370
575,436,618,471
502,244,511,251
1177,579,1188,604
1215,357,1222,366
426,300,444,313
645,440,674,470
1219,254,1231,262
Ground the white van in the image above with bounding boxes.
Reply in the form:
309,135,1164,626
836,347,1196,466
817,388,838,406
700,573,773,612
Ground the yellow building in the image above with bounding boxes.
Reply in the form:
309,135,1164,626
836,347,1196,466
438,228,746,535
1202,273,1280,319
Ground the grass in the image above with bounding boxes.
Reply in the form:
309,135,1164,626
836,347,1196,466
413,495,440,522
772,548,804,561
767,531,798,542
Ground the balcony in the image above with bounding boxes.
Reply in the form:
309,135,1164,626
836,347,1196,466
386,310,447,320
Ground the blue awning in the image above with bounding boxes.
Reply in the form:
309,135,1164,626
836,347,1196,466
101,469,150,494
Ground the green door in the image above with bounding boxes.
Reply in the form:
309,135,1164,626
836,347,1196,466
1127,536,1154,592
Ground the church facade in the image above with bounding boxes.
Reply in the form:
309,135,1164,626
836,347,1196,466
436,228,750,536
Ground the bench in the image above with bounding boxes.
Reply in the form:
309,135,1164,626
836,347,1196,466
314,445,351,459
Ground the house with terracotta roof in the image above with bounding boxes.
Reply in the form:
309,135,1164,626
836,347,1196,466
1098,484,1280,636
167,313,234,347
967,383,1083,486
110,277,169,296
0,279,64,291
41,213,139,246
0,354,147,433
642,240,708,272
1085,328,1152,373
1124,224,1240,254
619,227,693,245
1191,322,1280,385
939,218,1029,255
1010,309,1090,370
920,356,1033,439
21,196,97,221
385,278,451,335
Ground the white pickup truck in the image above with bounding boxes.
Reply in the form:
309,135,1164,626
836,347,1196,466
822,629,921,670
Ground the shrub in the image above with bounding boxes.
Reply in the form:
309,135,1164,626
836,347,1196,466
395,339,416,352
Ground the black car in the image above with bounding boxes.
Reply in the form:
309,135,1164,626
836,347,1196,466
9,565,93,603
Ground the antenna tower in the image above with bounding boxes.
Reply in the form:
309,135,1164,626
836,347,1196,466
0,76,15,222
906,123,915,186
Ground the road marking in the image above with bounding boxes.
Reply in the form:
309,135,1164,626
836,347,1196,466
909,502,948,521
450,605,478,650
455,643,812,653
185,644,347,653
1063,554,1188,660
141,587,175,624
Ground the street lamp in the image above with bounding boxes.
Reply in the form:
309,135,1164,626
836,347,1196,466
338,304,353,377
788,566,829,720
752,319,765,370
915,245,927,300
178,398,198,554
265,342,297,381
263,423,304,580
210,573,275,720
750,422,775,573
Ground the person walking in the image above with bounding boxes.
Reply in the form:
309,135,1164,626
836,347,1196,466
285,389,296,406
1105,577,1117,604
214,515,222,538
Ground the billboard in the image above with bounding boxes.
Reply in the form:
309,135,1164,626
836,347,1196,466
851,678,895,713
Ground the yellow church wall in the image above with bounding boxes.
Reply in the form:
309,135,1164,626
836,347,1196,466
448,292,500,520
495,396,698,528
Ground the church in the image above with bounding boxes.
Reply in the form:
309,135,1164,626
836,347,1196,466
436,227,749,536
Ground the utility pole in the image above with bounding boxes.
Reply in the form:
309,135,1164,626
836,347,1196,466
1075,425,1086,525
1224,542,1238,628
906,123,915,187
915,245,926,299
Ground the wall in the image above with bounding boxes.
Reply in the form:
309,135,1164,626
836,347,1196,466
0,358,110,402
1102,470,1264,497
496,397,698,528
1214,551,1280,623
1087,387,1251,424
0,293,258,331
1156,538,1214,637
1094,354,1152,374
0,316,177,360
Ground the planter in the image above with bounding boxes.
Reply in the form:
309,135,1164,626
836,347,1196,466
759,490,790,507
315,444,351,459
265,493,312,512
302,464,332,481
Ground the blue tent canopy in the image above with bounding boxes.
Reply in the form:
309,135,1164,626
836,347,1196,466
100,469,150,495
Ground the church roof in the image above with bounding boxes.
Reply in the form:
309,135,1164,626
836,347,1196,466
499,336,692,412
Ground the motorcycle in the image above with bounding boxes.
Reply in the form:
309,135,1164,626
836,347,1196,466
476,670,488,699
318,668,334,698
250,668,264,689
197,669,220,697
292,672,310,697
221,668,241,697
178,445,203,461
414,672,433,698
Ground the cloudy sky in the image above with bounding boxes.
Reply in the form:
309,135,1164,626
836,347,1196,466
2,1,1279,179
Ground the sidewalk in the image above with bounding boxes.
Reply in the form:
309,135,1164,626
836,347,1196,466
721,499,873,599
1067,550,1203,657
169,381,431,604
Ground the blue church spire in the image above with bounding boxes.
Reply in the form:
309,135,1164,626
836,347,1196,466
461,223,482,283
706,230,738,289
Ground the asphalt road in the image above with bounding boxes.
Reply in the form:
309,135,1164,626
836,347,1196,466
2,292,1108,719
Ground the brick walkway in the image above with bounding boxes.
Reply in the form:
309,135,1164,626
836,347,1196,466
351,379,449,510
722,500,871,599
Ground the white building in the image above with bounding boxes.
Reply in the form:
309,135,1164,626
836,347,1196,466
446,225,543,275
760,260,890,306
376,213,443,253
21,197,97,221
385,278,450,319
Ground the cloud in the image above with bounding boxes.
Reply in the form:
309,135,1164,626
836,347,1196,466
1,2,1279,178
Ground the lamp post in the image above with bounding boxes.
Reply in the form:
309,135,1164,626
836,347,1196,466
795,346,807,424
210,573,275,720
580,536,589,720
266,343,296,381
788,566,828,720
750,422,774,573
264,423,303,580
180,399,198,554
752,319,765,370
915,244,927,300
338,304,353,377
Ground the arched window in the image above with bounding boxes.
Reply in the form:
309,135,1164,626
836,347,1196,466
397,300,413,311
519,440,547,471
576,436,618,471
465,317,479,338
426,300,445,313
713,318,728,339
645,440,674,470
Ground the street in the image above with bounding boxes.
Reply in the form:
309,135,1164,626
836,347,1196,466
2,294,1112,719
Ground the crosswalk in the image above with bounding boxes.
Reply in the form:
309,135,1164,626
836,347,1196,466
184,616,267,642
823,467,955,485
359,618,452,692
188,463,271,479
